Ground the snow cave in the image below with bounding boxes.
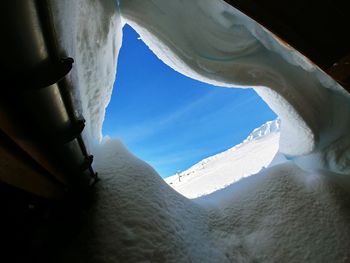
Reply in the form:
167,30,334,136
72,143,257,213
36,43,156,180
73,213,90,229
48,0,350,262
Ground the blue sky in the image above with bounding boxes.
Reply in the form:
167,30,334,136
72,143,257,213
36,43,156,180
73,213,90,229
103,25,276,178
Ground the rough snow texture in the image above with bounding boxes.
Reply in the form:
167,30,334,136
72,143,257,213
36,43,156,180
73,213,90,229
64,139,350,263
165,120,281,198
65,140,230,263
196,163,350,263
119,0,350,174
50,0,122,142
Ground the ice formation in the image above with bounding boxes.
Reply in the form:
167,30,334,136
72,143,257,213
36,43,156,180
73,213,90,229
49,0,350,262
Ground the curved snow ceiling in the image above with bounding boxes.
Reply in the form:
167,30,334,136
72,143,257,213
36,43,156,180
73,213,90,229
50,0,350,176
119,0,350,174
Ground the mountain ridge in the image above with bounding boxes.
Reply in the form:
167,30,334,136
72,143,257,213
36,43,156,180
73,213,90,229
165,119,281,198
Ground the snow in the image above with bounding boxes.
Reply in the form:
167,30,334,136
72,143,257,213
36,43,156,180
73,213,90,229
119,0,350,173
50,0,122,142
165,120,281,198
63,139,350,263
50,0,350,175
196,162,350,263
48,0,350,262
244,119,280,142
65,139,230,263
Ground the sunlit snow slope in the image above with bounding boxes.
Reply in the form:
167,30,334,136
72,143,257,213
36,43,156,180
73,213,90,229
165,120,282,198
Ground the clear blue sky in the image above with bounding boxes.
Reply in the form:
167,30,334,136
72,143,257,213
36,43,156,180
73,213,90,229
103,25,276,178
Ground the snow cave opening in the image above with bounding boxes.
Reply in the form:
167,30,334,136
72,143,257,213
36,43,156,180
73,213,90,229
93,0,350,202
103,24,280,198
49,1,350,261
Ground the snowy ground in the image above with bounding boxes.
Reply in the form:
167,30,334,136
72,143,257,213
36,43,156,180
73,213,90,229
165,120,282,198
63,138,350,263
62,121,350,263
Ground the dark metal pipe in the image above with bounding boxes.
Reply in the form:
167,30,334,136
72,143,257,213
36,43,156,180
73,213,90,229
0,0,97,196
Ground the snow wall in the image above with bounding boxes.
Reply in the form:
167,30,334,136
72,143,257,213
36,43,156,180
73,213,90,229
50,0,122,149
49,0,350,262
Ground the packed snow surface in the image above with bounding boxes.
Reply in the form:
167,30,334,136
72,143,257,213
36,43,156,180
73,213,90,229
165,120,282,198
49,0,350,262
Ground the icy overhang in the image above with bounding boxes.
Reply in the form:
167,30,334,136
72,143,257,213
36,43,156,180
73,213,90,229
118,0,350,174
51,0,350,175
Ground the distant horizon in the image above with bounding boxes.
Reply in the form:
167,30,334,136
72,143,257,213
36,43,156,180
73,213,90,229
103,25,277,178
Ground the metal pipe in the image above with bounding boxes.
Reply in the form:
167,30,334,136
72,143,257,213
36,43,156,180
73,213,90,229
0,0,97,196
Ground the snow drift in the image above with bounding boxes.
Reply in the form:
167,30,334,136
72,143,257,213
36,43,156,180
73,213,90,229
49,0,350,262
64,139,350,263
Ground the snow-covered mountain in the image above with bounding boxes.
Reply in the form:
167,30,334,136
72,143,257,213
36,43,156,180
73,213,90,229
244,119,280,142
165,119,281,198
